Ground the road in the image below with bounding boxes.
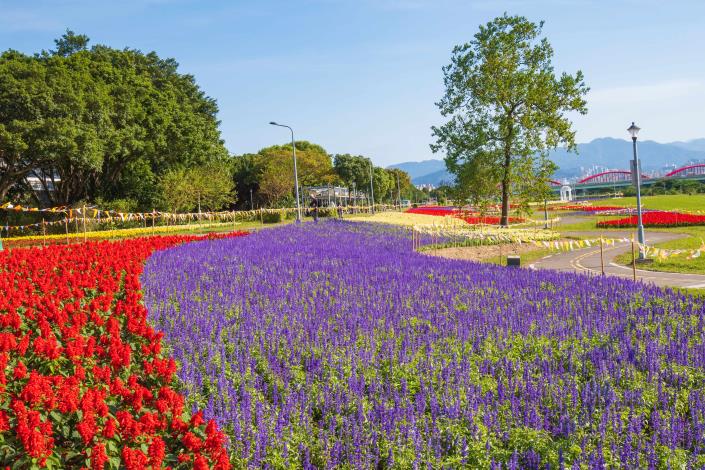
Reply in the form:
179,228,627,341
530,231,705,289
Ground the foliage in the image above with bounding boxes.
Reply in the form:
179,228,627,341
230,150,417,208
0,234,243,467
159,161,235,213
253,141,334,207
332,154,370,190
93,197,140,215
371,166,394,203
231,154,264,210
0,31,228,208
432,14,588,225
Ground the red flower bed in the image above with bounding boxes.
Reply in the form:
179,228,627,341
458,215,524,224
597,211,705,228
557,205,624,212
0,233,245,468
406,207,524,224
406,207,457,216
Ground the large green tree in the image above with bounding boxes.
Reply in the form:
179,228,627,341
0,31,228,208
332,154,370,190
332,154,402,203
232,153,264,209
431,14,588,225
255,141,335,206
159,161,235,212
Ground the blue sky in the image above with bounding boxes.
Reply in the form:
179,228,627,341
1,0,704,166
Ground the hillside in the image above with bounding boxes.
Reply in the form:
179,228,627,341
391,137,705,186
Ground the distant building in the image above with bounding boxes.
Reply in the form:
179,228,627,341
302,185,366,207
415,183,435,191
24,170,60,206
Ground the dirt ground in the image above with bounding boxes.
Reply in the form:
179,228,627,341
429,241,544,261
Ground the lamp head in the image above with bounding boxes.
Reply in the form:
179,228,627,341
627,122,640,140
269,121,278,126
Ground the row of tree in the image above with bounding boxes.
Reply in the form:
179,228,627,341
1,32,420,213
230,144,422,211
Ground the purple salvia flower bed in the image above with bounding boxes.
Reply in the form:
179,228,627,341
142,221,705,469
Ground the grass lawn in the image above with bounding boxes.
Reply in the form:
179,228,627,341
484,247,554,266
613,226,705,274
555,216,626,233
598,194,705,212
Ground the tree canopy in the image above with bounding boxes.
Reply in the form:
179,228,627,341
0,31,228,209
432,14,588,224
159,160,235,213
230,148,417,208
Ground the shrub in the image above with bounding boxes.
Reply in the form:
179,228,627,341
262,211,283,223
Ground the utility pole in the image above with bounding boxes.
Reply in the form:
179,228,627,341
368,159,375,214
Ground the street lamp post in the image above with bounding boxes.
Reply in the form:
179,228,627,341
628,122,645,259
395,172,402,210
368,159,375,214
269,122,302,222
543,198,548,229
250,188,253,210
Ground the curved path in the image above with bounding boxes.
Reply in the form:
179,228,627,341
530,231,705,289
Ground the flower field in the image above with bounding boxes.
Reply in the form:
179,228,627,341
354,211,469,228
597,211,705,228
555,205,624,212
143,222,705,468
406,207,524,225
0,233,245,468
1,221,240,248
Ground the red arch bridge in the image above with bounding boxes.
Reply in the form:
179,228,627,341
552,164,705,192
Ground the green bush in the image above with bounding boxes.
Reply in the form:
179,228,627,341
262,211,283,223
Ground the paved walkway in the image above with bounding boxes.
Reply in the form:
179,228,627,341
530,231,705,289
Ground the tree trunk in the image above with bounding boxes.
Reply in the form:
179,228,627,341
0,183,10,203
500,148,511,227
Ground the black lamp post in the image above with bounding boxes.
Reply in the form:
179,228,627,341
269,122,302,222
628,122,645,259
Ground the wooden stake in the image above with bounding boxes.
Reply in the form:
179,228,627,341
65,217,69,245
42,218,46,248
82,205,87,243
599,235,605,275
151,209,155,236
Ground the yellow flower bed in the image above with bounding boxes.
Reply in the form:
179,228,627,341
352,212,470,227
413,224,560,245
2,221,237,242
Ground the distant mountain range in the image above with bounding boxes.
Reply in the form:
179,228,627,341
389,160,452,186
389,138,705,186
